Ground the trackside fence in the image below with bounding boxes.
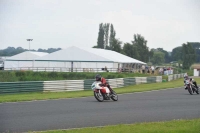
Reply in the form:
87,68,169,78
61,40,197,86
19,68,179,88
0,74,183,94
168,73,185,81
0,81,44,94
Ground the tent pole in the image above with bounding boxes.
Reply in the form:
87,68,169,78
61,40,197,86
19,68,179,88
71,61,73,72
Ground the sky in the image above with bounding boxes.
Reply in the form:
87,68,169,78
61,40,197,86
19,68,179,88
0,0,199,52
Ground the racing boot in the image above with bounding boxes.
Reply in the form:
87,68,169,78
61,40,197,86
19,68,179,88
184,86,187,90
106,93,110,100
184,84,187,90
109,88,114,96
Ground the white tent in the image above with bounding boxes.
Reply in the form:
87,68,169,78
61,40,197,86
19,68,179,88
33,46,146,72
5,51,48,69
81,47,146,64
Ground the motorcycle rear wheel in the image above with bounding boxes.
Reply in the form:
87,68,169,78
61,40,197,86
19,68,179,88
111,90,118,101
94,91,104,102
196,87,199,94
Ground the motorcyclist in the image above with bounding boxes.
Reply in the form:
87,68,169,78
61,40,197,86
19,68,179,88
95,74,113,94
184,73,198,90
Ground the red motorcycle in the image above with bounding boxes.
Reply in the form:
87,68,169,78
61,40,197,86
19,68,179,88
91,81,118,102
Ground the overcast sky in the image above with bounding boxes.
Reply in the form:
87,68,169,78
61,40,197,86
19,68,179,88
0,0,199,52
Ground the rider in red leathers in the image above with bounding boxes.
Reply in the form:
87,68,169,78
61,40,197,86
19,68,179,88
95,74,113,94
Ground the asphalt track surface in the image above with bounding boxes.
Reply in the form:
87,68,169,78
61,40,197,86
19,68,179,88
0,87,200,133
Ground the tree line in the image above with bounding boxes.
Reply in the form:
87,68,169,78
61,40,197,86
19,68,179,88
171,42,198,69
0,47,61,57
94,23,199,69
1,23,199,69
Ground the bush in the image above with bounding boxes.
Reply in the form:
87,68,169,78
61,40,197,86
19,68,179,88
186,70,193,76
0,71,157,82
162,75,168,82
0,71,18,82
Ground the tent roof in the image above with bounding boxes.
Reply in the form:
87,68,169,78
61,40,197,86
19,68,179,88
6,51,48,60
36,46,146,64
191,64,200,69
36,46,112,62
80,47,146,64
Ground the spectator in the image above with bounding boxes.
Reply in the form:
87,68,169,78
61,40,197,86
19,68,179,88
142,65,145,74
145,66,149,73
151,66,155,75
147,68,150,73
105,66,109,72
159,67,163,75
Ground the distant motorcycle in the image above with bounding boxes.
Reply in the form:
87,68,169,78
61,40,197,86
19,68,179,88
91,81,118,102
185,79,199,95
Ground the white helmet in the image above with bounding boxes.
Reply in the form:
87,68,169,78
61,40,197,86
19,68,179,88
184,73,188,78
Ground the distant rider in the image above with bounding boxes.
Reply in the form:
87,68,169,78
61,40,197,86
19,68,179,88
95,74,113,94
184,73,198,89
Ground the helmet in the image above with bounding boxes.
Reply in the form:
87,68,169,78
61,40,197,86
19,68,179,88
95,74,101,81
184,75,188,79
184,73,188,79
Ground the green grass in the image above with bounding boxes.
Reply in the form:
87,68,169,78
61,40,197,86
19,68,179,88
32,119,200,133
1,78,200,103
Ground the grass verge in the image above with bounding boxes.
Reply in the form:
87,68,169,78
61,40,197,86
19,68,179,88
1,78,200,103
33,119,200,133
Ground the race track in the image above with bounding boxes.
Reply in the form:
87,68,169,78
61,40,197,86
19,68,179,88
0,87,200,133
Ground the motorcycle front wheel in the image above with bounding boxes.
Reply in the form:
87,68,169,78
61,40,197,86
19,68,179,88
94,91,104,102
111,90,118,101
188,87,193,95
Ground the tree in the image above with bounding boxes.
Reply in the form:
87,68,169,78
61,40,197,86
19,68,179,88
0,47,26,56
156,48,172,63
123,43,139,59
104,23,110,48
97,23,104,49
149,49,154,62
109,24,116,48
122,34,150,62
95,23,117,50
188,42,200,62
123,43,133,57
110,38,122,53
37,48,61,53
0,47,61,56
92,46,99,48
182,43,196,69
151,52,165,65
171,46,182,62
132,34,149,62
